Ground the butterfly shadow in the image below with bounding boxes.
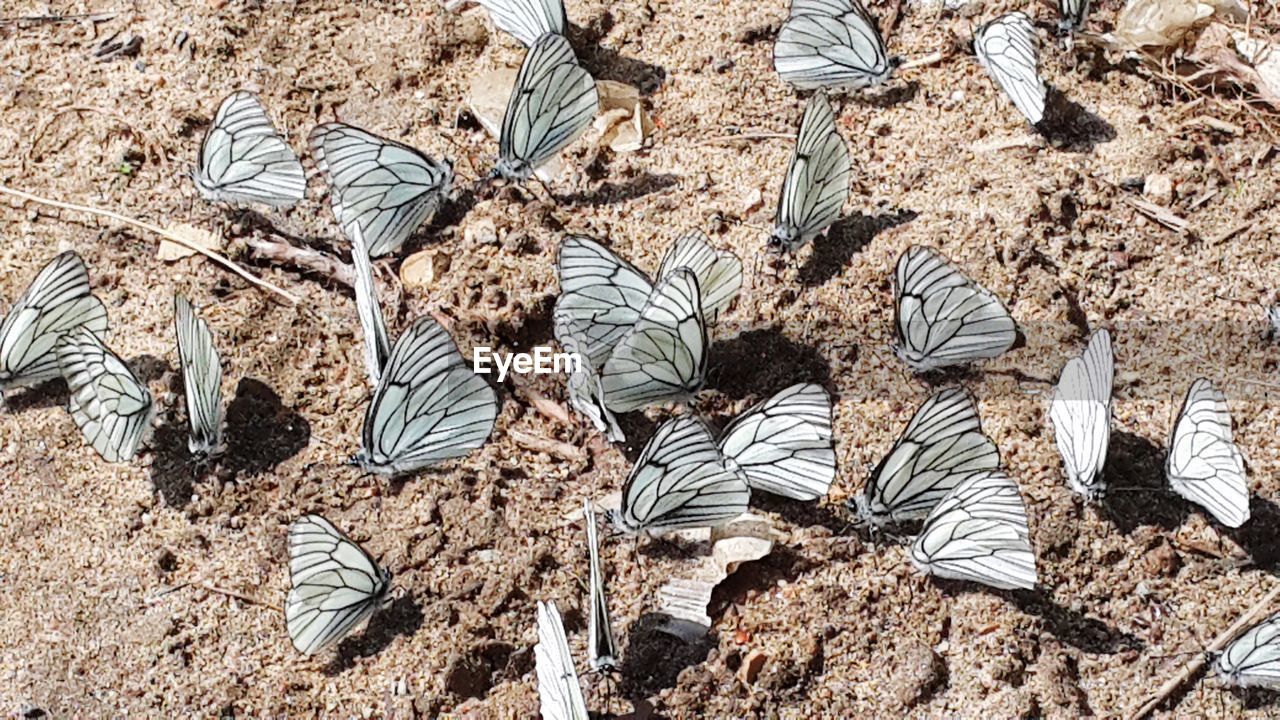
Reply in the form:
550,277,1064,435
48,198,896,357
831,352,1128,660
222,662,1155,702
1225,685,1280,712
1098,431,1188,534
1225,496,1280,571
325,594,424,674
1,378,68,414
1035,87,1116,152
618,613,717,699
853,80,921,109
219,377,310,480
148,414,199,508
751,492,852,536
1011,588,1144,654
571,23,667,95
798,208,917,286
555,173,679,208
708,327,834,402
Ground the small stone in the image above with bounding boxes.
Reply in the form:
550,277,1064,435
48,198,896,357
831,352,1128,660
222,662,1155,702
889,639,945,708
1142,538,1180,577
1143,173,1174,205
739,649,768,684
713,59,734,73
465,218,498,246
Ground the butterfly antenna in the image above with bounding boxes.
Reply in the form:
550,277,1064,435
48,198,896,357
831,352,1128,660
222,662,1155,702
439,131,481,183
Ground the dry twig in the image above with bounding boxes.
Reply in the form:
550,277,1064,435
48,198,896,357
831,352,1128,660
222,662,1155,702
243,234,354,288
1127,584,1280,720
509,429,586,463
0,184,300,304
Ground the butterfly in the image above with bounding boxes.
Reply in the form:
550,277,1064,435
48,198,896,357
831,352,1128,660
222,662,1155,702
478,0,566,47
974,13,1047,127
893,245,1017,372
493,33,599,183
353,316,499,476
348,226,391,387
1216,610,1280,689
1165,378,1250,528
910,470,1037,590
535,600,590,720
1049,329,1112,502
193,91,306,207
285,514,392,656
174,295,225,461
774,0,896,92
310,122,454,258
718,383,837,501
612,416,750,535
584,500,618,672
0,251,108,391
851,388,1000,527
56,327,154,463
769,90,851,252
555,232,740,423
1057,0,1090,36
554,317,624,442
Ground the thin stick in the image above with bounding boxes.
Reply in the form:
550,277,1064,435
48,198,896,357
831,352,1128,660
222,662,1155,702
0,184,300,304
200,582,282,613
509,428,586,463
243,234,354,288
898,50,945,71
1126,584,1280,720
698,132,796,147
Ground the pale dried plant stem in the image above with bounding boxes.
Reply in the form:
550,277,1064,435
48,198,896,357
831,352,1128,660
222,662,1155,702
0,184,300,304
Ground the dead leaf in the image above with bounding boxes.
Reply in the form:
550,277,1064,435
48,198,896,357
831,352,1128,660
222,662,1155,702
400,249,450,288
158,223,223,261
593,80,653,153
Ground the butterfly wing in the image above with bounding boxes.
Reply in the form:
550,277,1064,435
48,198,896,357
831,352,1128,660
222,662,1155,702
616,416,750,534
349,226,392,387
893,245,1017,372
600,268,707,413
1165,378,1250,528
554,235,653,368
356,316,499,476
174,295,225,459
1057,0,1090,32
910,470,1038,590
286,514,391,656
584,500,619,672
555,313,624,442
774,0,894,91
478,0,567,47
535,600,590,720
309,123,454,258
853,388,1000,526
770,91,851,252
496,33,599,182
56,327,154,463
0,251,108,389
1049,329,1113,501
1217,611,1280,689
194,91,306,207
974,13,1047,126
656,230,743,324
718,383,836,501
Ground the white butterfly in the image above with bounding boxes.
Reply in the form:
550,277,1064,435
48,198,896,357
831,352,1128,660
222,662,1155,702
599,268,707,413
1217,610,1280,689
193,91,306,207
910,470,1037,590
494,33,599,183
1049,329,1112,502
769,90,851,252
1057,0,1090,35
584,500,618,672
554,316,624,442
851,388,1000,527
893,245,1017,372
285,514,392,656
718,383,837,501
56,327,154,463
612,416,750,535
1166,378,1250,528
310,123,454,258
478,0,566,47
174,295,225,460
535,600,590,720
555,232,739,421
354,316,499,476
774,0,895,91
0,251,108,390
974,13,1047,127
349,226,391,387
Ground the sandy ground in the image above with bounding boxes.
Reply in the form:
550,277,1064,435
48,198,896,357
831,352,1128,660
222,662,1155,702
1,0,1280,717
